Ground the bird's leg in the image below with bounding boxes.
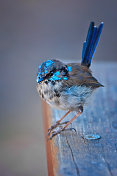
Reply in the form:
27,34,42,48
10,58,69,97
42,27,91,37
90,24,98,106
49,106,83,140
48,110,71,136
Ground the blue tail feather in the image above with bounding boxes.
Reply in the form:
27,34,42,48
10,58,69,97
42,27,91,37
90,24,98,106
82,22,94,63
89,22,104,64
81,22,104,67
86,26,97,64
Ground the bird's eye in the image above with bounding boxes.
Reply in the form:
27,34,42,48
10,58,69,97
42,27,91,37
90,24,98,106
37,73,41,80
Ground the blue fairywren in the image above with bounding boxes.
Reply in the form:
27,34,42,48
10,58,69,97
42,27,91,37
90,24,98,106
36,22,104,139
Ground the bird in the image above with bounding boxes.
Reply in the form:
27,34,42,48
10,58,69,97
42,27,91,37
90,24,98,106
36,21,104,140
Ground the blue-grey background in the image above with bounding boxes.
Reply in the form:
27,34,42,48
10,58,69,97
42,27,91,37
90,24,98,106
0,0,117,176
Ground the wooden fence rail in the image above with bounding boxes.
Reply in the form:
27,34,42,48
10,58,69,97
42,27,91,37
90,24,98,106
42,63,117,176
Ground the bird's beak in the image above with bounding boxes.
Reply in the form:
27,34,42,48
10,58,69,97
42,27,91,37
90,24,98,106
36,76,44,84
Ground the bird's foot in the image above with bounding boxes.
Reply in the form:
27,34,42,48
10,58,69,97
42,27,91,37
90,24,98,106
48,126,77,140
47,121,69,136
47,122,59,136
49,128,64,140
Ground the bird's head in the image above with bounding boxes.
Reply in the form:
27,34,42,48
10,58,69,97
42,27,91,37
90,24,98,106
36,59,72,84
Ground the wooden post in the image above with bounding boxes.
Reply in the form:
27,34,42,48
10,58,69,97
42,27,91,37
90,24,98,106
42,63,117,176
42,101,58,176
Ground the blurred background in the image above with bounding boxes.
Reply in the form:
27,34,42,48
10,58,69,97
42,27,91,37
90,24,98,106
0,0,117,176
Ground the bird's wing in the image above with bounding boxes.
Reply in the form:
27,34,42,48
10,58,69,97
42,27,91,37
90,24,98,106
64,63,103,88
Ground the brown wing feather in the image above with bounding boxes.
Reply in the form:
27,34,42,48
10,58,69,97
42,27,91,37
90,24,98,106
64,63,103,89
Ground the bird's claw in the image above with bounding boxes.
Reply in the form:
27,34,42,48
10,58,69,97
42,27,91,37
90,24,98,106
47,122,59,136
47,121,69,136
49,128,64,140
48,127,77,140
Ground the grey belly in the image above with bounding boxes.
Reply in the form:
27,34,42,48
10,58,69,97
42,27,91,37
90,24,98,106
37,83,93,111
59,86,93,111
37,84,93,111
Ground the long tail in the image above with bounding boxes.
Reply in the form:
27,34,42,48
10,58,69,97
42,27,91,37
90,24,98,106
81,22,104,68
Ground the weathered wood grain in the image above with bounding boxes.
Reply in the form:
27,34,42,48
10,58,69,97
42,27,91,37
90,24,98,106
43,63,117,176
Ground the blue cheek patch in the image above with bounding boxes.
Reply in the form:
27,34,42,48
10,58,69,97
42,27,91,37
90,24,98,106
67,66,72,74
54,71,60,76
63,77,68,80
49,70,69,81
49,71,61,81
49,76,61,81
